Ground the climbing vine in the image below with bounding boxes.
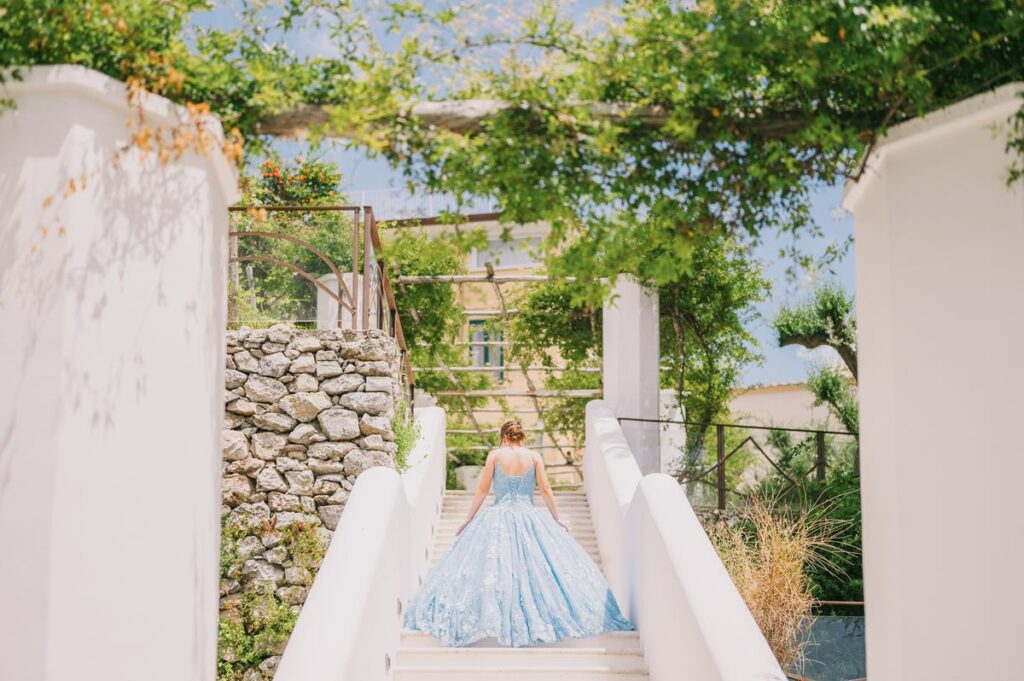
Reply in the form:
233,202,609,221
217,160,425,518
7,2,1024,285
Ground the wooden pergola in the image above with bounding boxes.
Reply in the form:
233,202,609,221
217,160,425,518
394,262,599,484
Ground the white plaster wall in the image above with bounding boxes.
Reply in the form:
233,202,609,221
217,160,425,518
602,276,661,474
843,83,1024,681
728,382,837,430
658,389,686,473
584,400,644,612
400,407,447,602
316,273,377,330
0,66,238,681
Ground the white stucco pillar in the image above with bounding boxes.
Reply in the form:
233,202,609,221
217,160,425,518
843,82,1024,681
602,275,661,474
658,389,686,474
0,66,238,681
316,272,375,330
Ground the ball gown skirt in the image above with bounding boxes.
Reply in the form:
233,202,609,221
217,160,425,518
403,463,635,647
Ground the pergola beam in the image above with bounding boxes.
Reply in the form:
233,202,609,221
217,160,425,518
255,100,671,138
397,274,577,284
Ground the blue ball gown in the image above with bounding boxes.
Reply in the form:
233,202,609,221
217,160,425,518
403,463,635,647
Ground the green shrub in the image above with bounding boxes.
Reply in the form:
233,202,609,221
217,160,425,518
218,592,297,681
281,521,326,573
391,400,421,472
217,518,326,680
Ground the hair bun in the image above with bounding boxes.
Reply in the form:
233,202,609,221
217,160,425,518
500,419,526,444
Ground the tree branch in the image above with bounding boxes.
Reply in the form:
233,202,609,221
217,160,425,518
255,99,819,140
779,332,858,381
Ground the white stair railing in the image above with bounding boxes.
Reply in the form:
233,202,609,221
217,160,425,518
274,407,446,681
584,401,786,681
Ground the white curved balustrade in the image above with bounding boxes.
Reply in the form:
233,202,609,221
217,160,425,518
584,401,785,681
274,406,446,681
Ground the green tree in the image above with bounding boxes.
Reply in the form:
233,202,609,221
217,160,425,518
660,235,770,469
0,0,364,142
381,226,496,476
506,280,602,446
774,283,859,435
308,0,1024,295
231,156,353,325
502,236,767,458
8,2,1024,288
767,284,863,604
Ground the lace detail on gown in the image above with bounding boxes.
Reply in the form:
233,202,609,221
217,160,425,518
403,463,634,647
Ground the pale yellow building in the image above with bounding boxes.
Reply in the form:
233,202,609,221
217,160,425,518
383,205,584,480
728,381,840,430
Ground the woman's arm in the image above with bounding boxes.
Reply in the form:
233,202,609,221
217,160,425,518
456,451,496,535
535,455,569,531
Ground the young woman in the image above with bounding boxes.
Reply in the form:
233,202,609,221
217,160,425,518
403,420,634,647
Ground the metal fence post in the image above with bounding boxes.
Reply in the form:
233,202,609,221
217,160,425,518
816,430,827,482
351,208,360,330
716,424,726,510
362,209,372,330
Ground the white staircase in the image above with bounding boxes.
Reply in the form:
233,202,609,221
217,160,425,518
394,489,650,680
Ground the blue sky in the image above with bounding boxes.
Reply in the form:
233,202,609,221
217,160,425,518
196,2,856,386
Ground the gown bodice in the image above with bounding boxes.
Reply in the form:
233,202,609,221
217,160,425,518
492,463,536,504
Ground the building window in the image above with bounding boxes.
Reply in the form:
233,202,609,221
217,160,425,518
469,320,503,381
472,237,541,270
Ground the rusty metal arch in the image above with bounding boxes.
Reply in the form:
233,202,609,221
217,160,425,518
230,255,353,313
230,230,354,304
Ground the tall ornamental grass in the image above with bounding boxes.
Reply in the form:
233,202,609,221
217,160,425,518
711,496,850,670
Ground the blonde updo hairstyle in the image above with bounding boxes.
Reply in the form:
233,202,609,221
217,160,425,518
499,419,526,445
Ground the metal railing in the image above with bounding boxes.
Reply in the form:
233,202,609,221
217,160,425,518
228,204,414,402
618,417,859,510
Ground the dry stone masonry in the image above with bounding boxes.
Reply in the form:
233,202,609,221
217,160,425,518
222,324,403,528
219,324,404,676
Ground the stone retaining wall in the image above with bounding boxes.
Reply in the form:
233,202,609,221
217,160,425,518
218,324,403,679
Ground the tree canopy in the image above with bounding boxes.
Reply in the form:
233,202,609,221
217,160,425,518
317,0,1024,293
5,1,1024,292
774,283,859,435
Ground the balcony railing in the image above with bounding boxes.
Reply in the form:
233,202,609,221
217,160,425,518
618,417,859,510
352,189,499,221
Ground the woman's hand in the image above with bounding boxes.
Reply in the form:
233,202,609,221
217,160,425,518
455,520,470,536
557,520,571,532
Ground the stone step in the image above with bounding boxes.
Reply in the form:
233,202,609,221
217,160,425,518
430,550,601,561
437,516,595,527
434,528,598,540
396,646,646,670
430,555,604,569
440,501,593,512
444,491,587,497
439,509,594,519
393,665,649,680
436,519,597,530
443,494,590,500
432,537,600,550
400,631,641,650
